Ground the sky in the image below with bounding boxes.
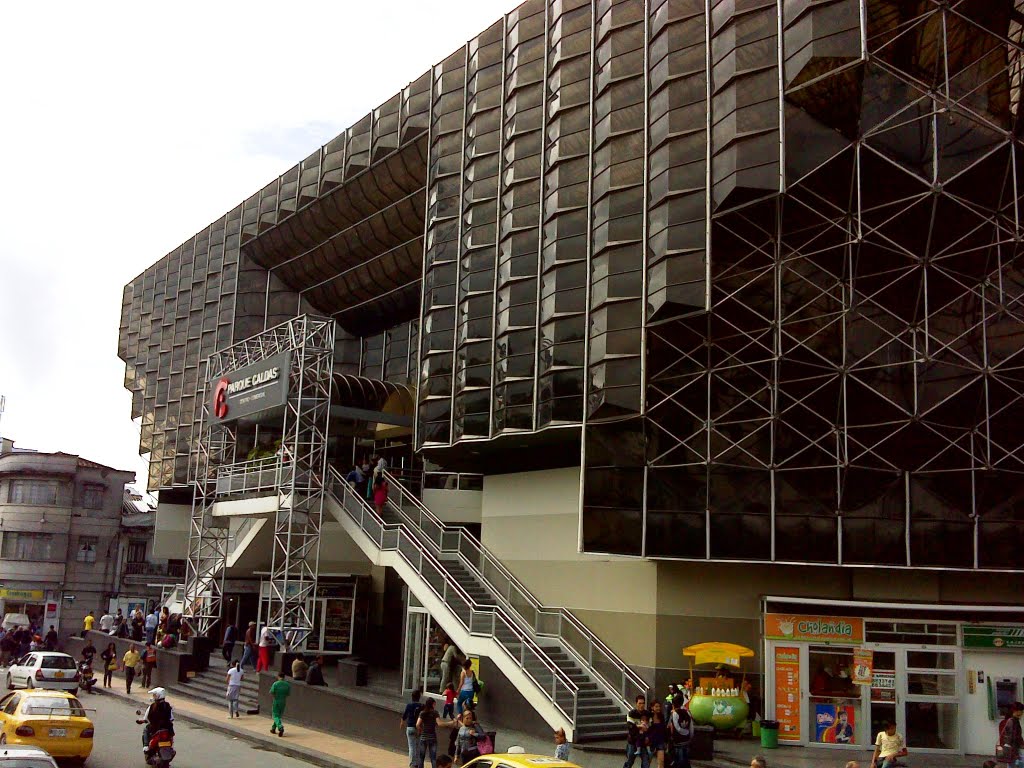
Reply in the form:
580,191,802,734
0,0,515,490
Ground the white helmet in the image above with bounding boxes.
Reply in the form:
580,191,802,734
149,687,166,701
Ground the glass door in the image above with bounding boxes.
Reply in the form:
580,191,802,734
867,647,960,753
402,610,427,692
806,645,864,747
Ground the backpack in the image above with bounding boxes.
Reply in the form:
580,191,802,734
670,709,693,745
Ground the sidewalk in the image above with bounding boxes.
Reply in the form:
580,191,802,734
93,682,991,768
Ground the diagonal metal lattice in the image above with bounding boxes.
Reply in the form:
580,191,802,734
184,315,335,641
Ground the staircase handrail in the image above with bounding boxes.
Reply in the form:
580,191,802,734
326,467,580,723
382,469,649,705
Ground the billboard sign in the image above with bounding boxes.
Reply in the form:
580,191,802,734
210,352,291,425
963,625,1024,650
765,613,864,644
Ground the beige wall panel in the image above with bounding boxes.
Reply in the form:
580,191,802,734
571,607,659,668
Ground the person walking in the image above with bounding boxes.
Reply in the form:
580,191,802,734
998,702,1024,768
241,621,258,671
44,626,58,651
100,642,117,688
455,659,476,715
257,625,275,672
373,475,390,516
438,642,456,692
82,611,95,637
402,689,423,768
269,671,292,737
225,661,243,719
145,609,159,646
456,710,486,765
668,694,693,768
647,701,667,768
141,643,158,688
416,698,455,768
623,694,650,768
99,610,113,635
222,622,237,663
123,644,141,694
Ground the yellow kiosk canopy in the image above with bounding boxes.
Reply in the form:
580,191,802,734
683,642,755,668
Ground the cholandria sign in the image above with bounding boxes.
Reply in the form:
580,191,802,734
765,613,864,644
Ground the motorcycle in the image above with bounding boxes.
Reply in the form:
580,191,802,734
136,709,176,768
77,660,97,694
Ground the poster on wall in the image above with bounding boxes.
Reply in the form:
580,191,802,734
871,670,896,702
774,646,801,741
852,648,874,686
815,704,856,744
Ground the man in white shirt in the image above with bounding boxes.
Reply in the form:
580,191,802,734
99,612,114,634
870,721,908,768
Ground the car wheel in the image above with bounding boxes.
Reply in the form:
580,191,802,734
25,677,33,689
1,734,7,744
5,673,11,690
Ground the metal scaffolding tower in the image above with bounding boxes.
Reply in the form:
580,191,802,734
184,315,335,644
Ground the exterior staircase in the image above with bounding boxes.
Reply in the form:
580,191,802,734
168,665,260,715
325,467,647,742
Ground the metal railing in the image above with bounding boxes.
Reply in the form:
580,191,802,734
215,456,283,495
227,516,262,558
124,562,186,578
384,468,648,707
326,467,580,726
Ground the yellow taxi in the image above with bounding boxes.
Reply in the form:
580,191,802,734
464,755,582,768
0,690,93,763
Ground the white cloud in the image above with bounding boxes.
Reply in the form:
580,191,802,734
0,0,516,488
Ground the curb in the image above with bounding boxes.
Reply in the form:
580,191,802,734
94,686,366,768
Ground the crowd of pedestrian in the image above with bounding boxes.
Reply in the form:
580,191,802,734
85,606,190,649
344,455,390,515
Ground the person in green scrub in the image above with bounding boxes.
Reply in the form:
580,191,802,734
269,671,292,737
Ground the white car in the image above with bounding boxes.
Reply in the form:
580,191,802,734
0,746,58,768
5,655,78,692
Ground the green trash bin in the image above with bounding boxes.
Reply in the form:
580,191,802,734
759,719,779,749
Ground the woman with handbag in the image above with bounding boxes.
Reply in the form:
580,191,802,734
100,642,117,688
455,659,477,715
456,710,492,765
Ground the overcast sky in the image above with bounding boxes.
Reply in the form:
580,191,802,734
0,1,514,490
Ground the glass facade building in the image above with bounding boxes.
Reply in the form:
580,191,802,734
120,0,1024,571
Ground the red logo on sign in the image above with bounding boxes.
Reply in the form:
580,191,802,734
213,378,229,419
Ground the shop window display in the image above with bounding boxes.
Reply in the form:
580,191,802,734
808,646,861,745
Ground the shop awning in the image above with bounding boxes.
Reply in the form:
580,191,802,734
683,642,755,668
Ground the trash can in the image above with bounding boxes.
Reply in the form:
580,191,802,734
690,725,714,760
759,719,779,749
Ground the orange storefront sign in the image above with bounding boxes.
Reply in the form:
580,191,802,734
765,613,864,644
774,646,801,741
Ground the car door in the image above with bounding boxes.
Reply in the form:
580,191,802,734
21,656,37,688
0,693,21,738
8,657,28,688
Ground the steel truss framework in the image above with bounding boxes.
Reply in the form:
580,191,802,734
184,315,335,644
583,0,1024,571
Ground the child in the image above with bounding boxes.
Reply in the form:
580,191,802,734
554,728,570,761
443,683,456,719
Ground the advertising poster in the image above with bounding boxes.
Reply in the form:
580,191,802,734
815,704,856,743
765,613,864,644
852,648,874,686
774,646,801,741
871,670,896,703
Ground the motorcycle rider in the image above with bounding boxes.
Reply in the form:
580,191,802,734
138,687,174,752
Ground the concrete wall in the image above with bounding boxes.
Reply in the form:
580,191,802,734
422,488,482,524
152,503,189,560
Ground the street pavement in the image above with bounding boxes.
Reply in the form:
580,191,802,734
81,692,313,768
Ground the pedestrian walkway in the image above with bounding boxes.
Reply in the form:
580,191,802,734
90,679,991,768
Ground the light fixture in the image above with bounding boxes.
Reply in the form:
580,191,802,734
39,513,48,526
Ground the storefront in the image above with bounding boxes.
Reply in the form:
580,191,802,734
402,591,448,694
764,601,1021,754
257,577,364,655
0,588,57,630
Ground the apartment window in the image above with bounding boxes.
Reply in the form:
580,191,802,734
126,540,147,564
9,480,58,506
80,485,105,509
1,532,57,561
76,536,98,563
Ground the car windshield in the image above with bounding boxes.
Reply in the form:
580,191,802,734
21,697,86,717
39,656,76,670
